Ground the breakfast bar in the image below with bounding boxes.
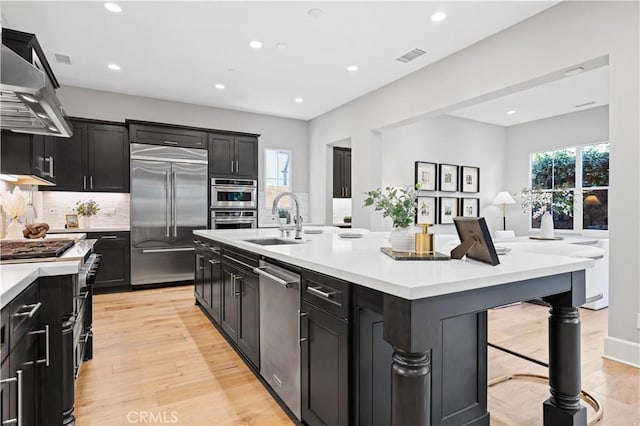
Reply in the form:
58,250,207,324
194,228,593,426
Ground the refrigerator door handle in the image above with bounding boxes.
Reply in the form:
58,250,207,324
172,170,177,238
165,171,171,238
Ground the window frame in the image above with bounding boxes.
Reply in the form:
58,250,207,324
529,141,609,236
263,147,293,209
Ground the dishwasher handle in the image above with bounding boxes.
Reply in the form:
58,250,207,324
253,265,298,288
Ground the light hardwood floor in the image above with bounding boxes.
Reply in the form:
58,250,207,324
75,286,639,425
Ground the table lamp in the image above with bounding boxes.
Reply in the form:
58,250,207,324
493,191,516,231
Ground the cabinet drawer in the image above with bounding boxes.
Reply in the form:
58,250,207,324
129,123,207,148
221,246,259,274
302,271,351,320
9,281,40,350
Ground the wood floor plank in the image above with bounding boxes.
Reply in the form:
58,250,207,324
75,286,639,425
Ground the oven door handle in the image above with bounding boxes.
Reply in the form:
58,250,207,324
213,218,256,223
142,248,195,253
212,186,256,192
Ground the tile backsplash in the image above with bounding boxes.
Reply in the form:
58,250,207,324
37,191,130,229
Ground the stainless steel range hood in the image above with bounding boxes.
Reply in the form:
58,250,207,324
1,32,72,137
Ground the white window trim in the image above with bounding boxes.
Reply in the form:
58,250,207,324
528,141,609,235
263,147,293,209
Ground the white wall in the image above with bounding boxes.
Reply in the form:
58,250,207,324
379,115,507,233
57,86,310,224
506,106,610,236
308,2,639,366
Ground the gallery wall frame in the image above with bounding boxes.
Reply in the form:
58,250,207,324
416,195,437,224
439,163,459,192
459,197,480,217
438,197,459,224
460,165,480,193
415,161,438,191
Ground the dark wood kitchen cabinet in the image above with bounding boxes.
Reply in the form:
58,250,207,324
42,118,129,193
208,133,258,179
194,238,222,324
0,131,56,184
301,270,351,426
87,232,131,293
128,121,207,149
333,147,352,198
219,247,260,368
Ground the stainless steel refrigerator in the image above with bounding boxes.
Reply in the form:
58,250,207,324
130,143,208,286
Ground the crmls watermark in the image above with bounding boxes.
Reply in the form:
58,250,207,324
127,411,178,424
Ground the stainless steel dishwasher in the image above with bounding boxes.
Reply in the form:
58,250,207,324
253,259,301,420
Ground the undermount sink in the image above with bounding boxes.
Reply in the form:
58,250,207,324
243,238,305,246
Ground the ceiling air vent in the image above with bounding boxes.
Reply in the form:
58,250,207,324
54,53,71,65
396,48,426,63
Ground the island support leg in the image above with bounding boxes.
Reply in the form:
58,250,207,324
543,304,587,426
391,348,431,425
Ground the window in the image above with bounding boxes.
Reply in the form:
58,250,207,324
529,143,609,231
264,149,291,209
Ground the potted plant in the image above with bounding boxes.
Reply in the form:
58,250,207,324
363,185,420,252
75,199,100,229
515,187,573,238
343,215,352,224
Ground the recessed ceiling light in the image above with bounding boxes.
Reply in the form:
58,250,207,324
249,40,262,49
507,110,516,115
48,126,58,132
431,11,447,22
215,83,225,90
108,63,121,71
104,2,122,13
295,98,304,103
36,112,48,119
276,42,288,50
308,8,324,18
565,67,585,77
347,65,359,72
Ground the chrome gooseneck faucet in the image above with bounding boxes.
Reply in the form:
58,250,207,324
272,192,302,239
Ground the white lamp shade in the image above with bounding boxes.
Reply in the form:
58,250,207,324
493,191,516,205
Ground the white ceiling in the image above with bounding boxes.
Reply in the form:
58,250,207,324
448,66,609,126
1,1,559,121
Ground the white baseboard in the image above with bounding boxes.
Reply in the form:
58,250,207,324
603,336,640,368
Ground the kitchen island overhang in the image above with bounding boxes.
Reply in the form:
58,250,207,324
194,229,592,426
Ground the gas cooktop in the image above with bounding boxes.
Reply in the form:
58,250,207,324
0,239,76,261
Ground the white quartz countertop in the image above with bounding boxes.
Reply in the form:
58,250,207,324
0,261,81,309
194,228,594,300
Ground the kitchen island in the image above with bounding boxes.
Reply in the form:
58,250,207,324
194,228,593,426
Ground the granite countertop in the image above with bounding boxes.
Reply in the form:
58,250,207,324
48,227,130,233
0,261,82,309
194,228,593,300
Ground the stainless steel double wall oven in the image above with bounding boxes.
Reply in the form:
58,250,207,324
210,178,258,229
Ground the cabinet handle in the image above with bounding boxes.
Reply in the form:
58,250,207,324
80,332,91,344
196,255,205,271
0,370,23,426
90,176,94,189
223,254,254,271
298,309,309,346
163,141,179,145
230,274,235,296
210,247,220,254
208,259,220,265
45,156,54,178
235,161,239,173
100,235,118,239
307,286,335,300
298,310,308,345
83,175,87,190
30,325,50,367
234,275,242,296
230,161,234,173
13,302,42,318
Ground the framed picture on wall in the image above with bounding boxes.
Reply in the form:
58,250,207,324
459,198,480,217
439,197,459,224
439,164,459,192
416,196,437,224
460,166,480,193
415,161,437,191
